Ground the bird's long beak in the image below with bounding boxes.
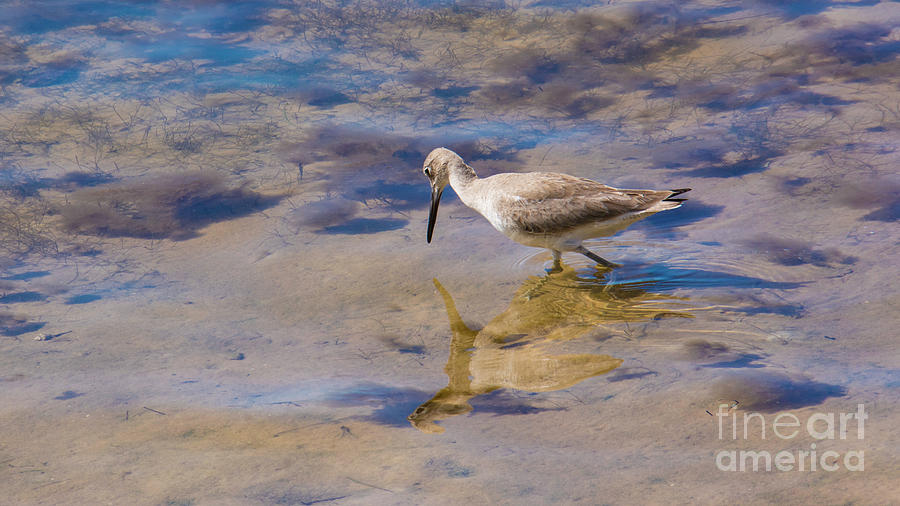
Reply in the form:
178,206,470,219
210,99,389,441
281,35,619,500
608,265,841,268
427,186,443,244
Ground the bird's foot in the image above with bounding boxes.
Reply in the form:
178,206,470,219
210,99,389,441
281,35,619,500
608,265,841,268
547,249,563,274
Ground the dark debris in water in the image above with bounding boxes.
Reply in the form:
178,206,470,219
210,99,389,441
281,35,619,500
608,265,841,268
302,87,354,108
729,303,806,319
58,171,283,240
702,353,766,369
1,169,116,199
743,234,857,267
686,76,852,113
378,335,427,355
783,22,900,85
19,61,86,88
244,481,349,506
781,176,813,195
425,457,475,479
432,86,478,99
324,383,432,428
469,389,567,417
53,390,84,400
711,371,846,412
680,152,779,178
275,126,423,186
861,200,900,222
344,180,430,211
683,339,732,361
835,180,900,222
606,367,658,382
1,270,51,281
52,171,116,189
319,218,408,235
647,136,729,170
64,294,102,305
0,310,45,336
684,339,767,368
284,198,360,232
0,291,47,303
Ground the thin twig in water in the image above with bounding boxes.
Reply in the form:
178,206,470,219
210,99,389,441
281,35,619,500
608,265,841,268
32,479,68,491
270,401,303,407
565,390,585,404
538,146,553,167
272,427,301,438
143,406,167,416
346,477,394,493
301,496,349,505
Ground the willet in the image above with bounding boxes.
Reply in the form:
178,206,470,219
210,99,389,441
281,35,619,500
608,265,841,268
423,147,690,268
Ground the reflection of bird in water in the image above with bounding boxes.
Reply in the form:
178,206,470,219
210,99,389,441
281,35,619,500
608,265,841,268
409,262,693,433
422,148,690,268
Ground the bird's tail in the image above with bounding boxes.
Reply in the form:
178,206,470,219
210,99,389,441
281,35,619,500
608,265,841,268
663,188,691,203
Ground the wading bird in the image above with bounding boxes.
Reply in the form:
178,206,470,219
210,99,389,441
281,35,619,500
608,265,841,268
423,148,690,268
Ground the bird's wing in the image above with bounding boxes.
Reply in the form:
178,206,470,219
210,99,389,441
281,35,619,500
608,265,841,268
489,173,673,234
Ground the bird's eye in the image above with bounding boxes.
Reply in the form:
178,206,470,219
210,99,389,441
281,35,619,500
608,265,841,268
423,166,431,177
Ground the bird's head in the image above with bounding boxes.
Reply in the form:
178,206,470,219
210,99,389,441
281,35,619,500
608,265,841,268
422,147,466,243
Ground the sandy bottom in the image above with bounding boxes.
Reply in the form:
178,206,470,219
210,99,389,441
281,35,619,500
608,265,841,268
1,0,899,504
3,185,898,504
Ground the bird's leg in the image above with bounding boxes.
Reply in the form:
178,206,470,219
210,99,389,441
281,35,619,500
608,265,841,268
549,249,563,273
575,245,621,268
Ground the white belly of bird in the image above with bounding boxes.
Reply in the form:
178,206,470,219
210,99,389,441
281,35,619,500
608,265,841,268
497,208,661,252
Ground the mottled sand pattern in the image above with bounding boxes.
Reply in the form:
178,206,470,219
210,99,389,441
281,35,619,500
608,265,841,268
1,0,899,504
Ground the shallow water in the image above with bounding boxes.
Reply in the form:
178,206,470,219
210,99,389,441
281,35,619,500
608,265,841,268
1,0,899,503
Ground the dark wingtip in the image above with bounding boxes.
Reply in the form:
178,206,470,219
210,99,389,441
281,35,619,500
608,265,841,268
665,188,691,201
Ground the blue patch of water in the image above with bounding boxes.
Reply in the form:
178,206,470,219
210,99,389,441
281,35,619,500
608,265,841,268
0,321,45,336
320,218,408,235
53,390,84,400
6,1,269,36
759,0,883,19
65,294,103,305
596,263,806,292
0,291,47,303
2,271,51,281
257,381,433,427
119,34,260,66
156,1,268,35
20,65,84,88
6,1,155,34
